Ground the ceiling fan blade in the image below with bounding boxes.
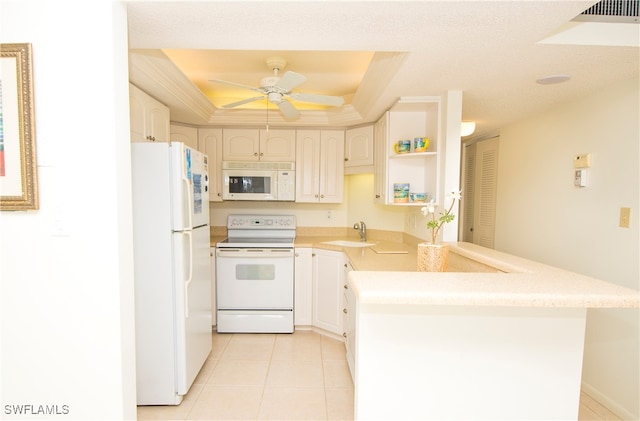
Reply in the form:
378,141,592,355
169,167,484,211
209,79,261,93
275,71,306,92
277,100,301,120
222,96,264,108
288,93,344,107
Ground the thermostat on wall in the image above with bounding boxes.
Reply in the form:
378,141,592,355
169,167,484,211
574,153,591,169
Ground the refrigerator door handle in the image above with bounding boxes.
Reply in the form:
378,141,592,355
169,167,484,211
184,230,193,318
180,170,194,230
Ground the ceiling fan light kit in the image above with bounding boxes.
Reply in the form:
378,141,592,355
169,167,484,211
210,56,344,121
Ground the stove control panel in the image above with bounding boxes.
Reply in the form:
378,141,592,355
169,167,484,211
227,214,296,229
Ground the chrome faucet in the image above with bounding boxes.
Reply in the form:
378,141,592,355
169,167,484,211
353,221,367,242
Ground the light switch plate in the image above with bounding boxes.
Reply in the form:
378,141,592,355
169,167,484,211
619,207,631,228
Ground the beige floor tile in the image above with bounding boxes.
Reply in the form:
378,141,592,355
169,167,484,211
192,356,218,385
579,392,622,421
321,334,347,361
208,359,270,386
136,383,203,420
221,334,276,361
326,387,354,421
266,359,325,388
211,332,232,359
579,402,602,421
258,387,327,420
323,360,353,388
272,331,322,361
186,385,263,420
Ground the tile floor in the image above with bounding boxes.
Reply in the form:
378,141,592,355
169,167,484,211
137,330,621,421
137,330,353,420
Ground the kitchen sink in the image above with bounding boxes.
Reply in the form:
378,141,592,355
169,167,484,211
321,240,375,247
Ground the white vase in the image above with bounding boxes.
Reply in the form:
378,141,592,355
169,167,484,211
417,243,449,272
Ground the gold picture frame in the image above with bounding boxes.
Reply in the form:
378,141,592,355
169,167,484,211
1,43,38,210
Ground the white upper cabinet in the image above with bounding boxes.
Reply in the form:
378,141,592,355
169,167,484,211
344,125,374,174
222,128,295,162
199,128,223,202
295,130,345,203
170,124,199,151
129,84,170,143
259,129,296,162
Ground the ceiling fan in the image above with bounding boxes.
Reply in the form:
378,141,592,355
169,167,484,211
209,57,344,120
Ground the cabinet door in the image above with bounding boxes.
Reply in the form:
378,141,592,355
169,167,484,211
222,129,260,161
170,124,199,151
210,247,217,327
319,130,344,203
345,125,374,173
259,129,296,162
295,130,321,202
146,94,170,142
199,128,223,202
129,85,146,142
294,248,313,326
373,113,388,204
129,84,169,143
312,249,344,336
343,260,356,380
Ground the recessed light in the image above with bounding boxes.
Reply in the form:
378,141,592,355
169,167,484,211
536,74,571,85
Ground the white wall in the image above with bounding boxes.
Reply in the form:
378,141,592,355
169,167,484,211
0,1,137,419
494,77,639,419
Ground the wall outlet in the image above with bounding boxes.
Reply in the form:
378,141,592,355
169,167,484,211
619,207,631,228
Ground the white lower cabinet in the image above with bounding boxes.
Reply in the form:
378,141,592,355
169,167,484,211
294,248,313,326
343,260,356,380
311,249,344,336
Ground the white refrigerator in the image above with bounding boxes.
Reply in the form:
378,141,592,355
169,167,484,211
131,141,212,405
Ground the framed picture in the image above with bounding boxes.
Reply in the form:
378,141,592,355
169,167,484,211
1,43,38,210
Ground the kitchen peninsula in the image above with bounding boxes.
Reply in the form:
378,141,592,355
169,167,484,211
341,241,639,420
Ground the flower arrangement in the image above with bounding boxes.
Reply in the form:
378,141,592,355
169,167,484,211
420,191,462,244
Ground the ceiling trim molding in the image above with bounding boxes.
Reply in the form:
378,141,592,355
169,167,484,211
129,50,216,122
351,52,408,117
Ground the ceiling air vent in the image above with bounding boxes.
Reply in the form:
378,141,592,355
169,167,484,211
574,0,639,23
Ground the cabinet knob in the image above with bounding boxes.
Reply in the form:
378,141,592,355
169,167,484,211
375,194,381,198
217,192,222,197
314,194,319,198
254,152,259,157
320,194,325,199
344,158,349,162
343,332,347,338
343,284,348,289
343,308,348,314
260,152,264,157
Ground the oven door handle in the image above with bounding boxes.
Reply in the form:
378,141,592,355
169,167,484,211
216,248,294,258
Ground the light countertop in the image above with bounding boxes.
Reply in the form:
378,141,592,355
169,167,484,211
211,235,639,309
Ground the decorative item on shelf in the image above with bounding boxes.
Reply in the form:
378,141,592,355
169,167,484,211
393,183,410,203
393,140,411,154
417,191,462,272
413,137,429,152
410,192,428,203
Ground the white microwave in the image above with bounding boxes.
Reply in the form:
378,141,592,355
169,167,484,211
221,161,296,201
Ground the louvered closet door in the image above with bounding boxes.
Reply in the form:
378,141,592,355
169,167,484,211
462,143,476,243
473,137,499,248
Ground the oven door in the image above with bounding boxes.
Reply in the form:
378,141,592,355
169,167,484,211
216,248,294,309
